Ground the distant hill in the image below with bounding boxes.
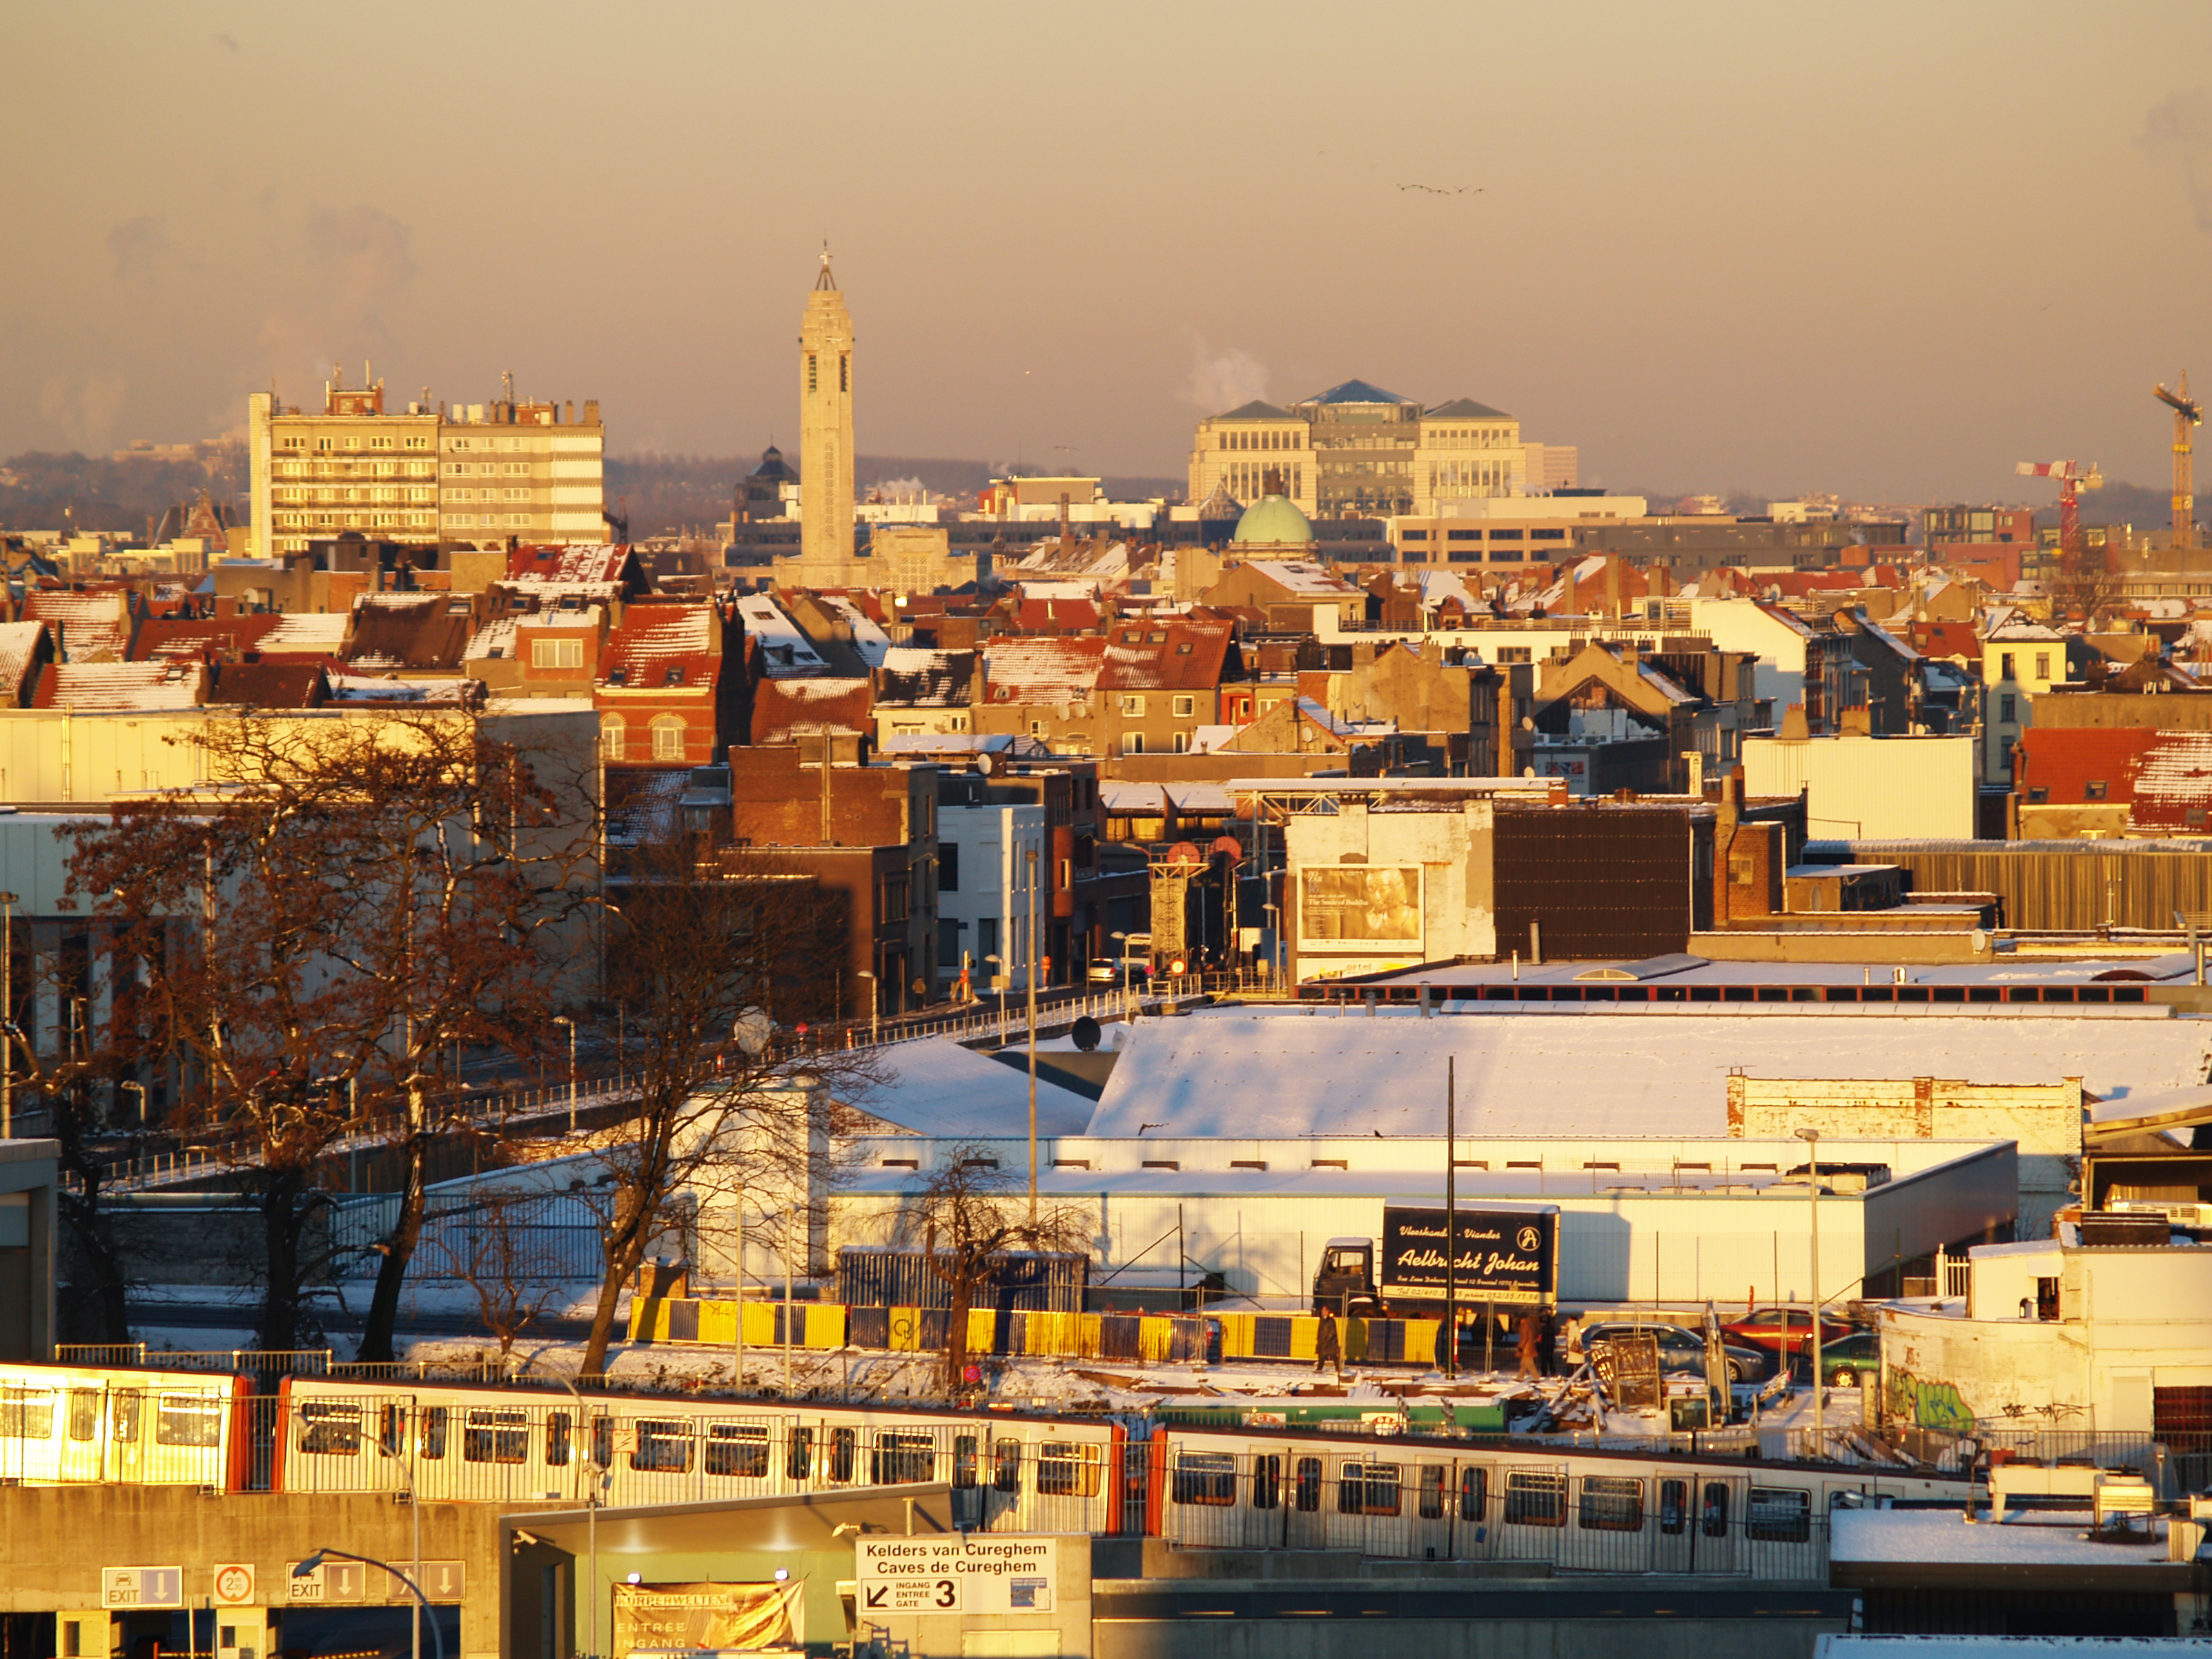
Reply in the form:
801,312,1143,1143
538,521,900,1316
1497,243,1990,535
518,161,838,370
0,447,248,536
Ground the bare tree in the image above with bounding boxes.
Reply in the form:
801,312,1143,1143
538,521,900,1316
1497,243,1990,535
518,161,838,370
419,1187,580,1360
908,1147,1088,1396
571,840,879,1379
62,703,597,1354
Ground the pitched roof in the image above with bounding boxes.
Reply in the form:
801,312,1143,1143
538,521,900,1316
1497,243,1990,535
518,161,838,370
505,544,636,586
1425,398,1512,420
130,615,285,661
2127,731,2212,830
982,636,1106,704
33,660,206,711
260,613,352,654
2015,726,2162,805
750,676,872,744
0,621,47,704
875,646,975,709
598,602,722,691
1302,379,1416,406
1213,400,1293,421
1097,618,1235,693
207,661,330,707
736,594,828,676
342,594,475,671
23,590,131,662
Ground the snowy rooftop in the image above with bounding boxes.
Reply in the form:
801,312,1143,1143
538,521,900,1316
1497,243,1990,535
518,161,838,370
736,596,827,674
1828,1506,2173,1569
1081,1008,2211,1139
846,1037,1096,1139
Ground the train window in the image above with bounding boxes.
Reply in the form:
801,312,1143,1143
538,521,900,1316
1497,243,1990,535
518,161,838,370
68,1390,99,1442
632,1419,695,1474
1293,1456,1322,1513
421,1406,449,1461
954,1435,979,1490
829,1426,857,1483
1418,1464,1446,1520
110,1392,143,1444
1578,1476,1643,1532
1700,1482,1730,1538
1171,1451,1237,1506
992,1440,1022,1493
1659,1479,1688,1535
704,1423,767,1478
1039,1442,1102,1498
789,1426,814,1482
1338,1462,1402,1517
156,1396,222,1449
1253,1454,1281,1511
1459,1466,1487,1523
872,1431,935,1484
546,1412,572,1467
1748,1487,1812,1542
380,1405,405,1457
464,1409,531,1465
0,1388,54,1439
591,1416,613,1471
1503,1470,1566,1528
299,1402,362,1457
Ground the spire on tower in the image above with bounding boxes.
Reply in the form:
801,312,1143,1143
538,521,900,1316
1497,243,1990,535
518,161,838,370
815,240,837,291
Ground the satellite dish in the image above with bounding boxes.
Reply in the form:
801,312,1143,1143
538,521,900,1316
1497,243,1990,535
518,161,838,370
975,752,994,776
732,1008,773,1057
1071,1015,1102,1052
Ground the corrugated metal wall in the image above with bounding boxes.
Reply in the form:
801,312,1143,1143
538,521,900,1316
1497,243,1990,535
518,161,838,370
1495,805,1696,959
1834,839,2212,932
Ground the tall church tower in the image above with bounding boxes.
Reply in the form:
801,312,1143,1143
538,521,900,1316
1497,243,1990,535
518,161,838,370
798,248,856,585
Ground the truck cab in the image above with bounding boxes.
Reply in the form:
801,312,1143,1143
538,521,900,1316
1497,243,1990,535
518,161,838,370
1312,1237,1378,1317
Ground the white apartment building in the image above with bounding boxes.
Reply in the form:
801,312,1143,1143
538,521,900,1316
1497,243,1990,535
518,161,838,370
936,799,1046,993
248,373,605,558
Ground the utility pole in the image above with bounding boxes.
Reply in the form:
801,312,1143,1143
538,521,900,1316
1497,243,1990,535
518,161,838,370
1,891,14,1140
1026,845,1039,1226
1445,1052,1456,1380
1797,1126,1823,1462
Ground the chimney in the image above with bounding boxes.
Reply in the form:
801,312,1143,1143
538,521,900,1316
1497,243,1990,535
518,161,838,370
1059,492,1071,558
1605,556,1621,620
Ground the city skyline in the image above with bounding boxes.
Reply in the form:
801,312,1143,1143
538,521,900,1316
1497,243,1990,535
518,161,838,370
3,2,2209,504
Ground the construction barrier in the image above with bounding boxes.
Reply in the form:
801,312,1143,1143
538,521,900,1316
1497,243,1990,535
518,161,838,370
629,1299,1449,1371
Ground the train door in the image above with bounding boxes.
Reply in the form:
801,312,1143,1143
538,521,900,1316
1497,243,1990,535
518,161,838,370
1283,1452,1327,1549
1743,1482,1819,1580
1333,1455,1409,1557
1407,1459,1454,1560
108,1389,146,1484
57,1387,105,1483
1690,1473,1746,1573
1563,1472,1646,1571
1451,1462,1496,1561
1497,1464,1569,1562
1248,1450,1285,1553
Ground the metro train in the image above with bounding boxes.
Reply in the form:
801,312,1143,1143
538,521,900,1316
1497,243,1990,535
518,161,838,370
0,1361,1978,1573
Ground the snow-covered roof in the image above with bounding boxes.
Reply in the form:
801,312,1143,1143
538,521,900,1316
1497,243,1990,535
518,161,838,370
261,613,351,654
846,1037,1096,1139
1827,1506,2175,1569
36,661,204,711
736,596,827,675
983,636,1105,704
1239,560,1358,596
0,621,45,700
1082,1007,2211,1139
816,596,892,669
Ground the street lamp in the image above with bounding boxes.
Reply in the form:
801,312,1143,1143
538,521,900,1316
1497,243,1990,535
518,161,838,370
553,1016,577,1133
293,1547,442,1659
856,968,878,1047
560,1375,609,1659
0,890,15,1139
1796,1126,1824,1462
1025,845,1039,1227
120,1079,145,1126
1110,931,1133,1018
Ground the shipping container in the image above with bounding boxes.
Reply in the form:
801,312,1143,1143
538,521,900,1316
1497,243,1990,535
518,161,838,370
835,1246,1086,1312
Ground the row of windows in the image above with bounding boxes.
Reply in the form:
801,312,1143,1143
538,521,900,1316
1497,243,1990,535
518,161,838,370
1218,427,1305,451
447,489,536,502
278,435,434,452
1116,694,1198,717
603,718,690,761
1425,426,1514,449
447,462,537,476
1,1386,222,1446
1168,1455,1811,1540
277,461,436,479
276,488,435,504
276,512,435,529
447,513,536,527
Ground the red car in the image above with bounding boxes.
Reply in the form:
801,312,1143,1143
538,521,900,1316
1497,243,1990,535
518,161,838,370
1719,1306,1852,1359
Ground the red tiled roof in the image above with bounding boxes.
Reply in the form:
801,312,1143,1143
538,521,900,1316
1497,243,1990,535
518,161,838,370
131,615,286,662
33,660,206,711
2014,726,2161,804
1097,618,1235,693
1911,622,1981,664
983,636,1106,704
750,676,872,744
2128,731,2212,831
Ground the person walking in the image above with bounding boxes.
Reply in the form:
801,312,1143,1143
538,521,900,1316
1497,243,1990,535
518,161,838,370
1315,1308,1343,1382
1515,1309,1540,1382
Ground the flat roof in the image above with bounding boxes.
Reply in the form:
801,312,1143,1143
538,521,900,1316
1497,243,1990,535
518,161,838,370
1350,952,2200,989
505,1482,957,1557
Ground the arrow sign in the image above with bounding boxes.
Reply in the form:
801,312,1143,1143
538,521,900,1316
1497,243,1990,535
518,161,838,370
103,1567,184,1610
865,1584,890,1609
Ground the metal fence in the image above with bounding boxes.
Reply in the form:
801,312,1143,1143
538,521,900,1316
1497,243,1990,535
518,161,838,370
326,1193,605,1284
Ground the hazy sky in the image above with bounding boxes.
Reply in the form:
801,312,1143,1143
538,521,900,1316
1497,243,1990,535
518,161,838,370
6,1,2211,504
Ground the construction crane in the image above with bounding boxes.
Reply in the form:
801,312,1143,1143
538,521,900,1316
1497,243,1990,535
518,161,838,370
2155,373,2202,551
2015,459,2104,554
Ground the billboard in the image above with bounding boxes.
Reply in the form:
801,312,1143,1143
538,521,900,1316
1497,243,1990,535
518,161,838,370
1300,865,1422,944
1380,1206,1558,1306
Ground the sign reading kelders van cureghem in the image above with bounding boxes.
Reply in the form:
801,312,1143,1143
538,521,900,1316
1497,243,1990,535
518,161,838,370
856,1535,1058,1616
1380,1205,1558,1306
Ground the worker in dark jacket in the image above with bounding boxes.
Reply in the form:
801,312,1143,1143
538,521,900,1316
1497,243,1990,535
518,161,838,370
1315,1308,1343,1380
1515,1310,1540,1382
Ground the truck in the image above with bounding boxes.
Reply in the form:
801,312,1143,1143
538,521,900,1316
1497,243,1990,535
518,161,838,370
1311,1204,1560,1318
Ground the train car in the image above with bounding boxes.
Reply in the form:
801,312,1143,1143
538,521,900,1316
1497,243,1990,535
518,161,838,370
0,1363,248,1489
1153,1420,1977,1578
268,1375,1142,1535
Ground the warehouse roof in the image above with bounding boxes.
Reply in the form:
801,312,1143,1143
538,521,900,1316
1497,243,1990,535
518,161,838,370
1084,1008,2211,1139
848,1037,1097,1139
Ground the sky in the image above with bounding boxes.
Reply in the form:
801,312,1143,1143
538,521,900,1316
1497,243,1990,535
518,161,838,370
6,1,2212,505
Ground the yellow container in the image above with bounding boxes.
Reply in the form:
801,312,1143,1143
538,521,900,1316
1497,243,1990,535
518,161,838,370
806,1304,846,1348
888,1306,921,1352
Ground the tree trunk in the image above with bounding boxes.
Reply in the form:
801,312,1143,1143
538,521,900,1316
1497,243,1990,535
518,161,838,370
943,1274,974,1397
258,1170,305,1353
355,1126,427,1363
580,1224,649,1379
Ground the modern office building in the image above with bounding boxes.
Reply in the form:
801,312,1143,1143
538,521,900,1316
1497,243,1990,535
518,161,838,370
246,371,605,558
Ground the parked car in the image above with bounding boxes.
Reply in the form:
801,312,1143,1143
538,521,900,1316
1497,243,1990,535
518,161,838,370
1086,958,1120,984
1818,1331,1879,1387
1719,1306,1853,1359
1578,1320,1767,1384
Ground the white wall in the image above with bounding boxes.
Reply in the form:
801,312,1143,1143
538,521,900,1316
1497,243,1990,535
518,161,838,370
939,803,1045,990
1743,734,1975,841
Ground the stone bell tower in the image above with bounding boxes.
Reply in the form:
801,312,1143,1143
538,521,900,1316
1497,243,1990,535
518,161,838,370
797,247,856,585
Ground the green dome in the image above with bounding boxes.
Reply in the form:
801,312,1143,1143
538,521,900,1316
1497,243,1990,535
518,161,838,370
1231,494,1313,544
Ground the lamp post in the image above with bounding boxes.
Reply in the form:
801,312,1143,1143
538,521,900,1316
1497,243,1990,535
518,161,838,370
120,1080,145,1126
1025,845,1039,1227
1110,931,1133,1019
1796,1126,1823,1462
560,1375,607,1659
553,1016,576,1133
0,890,15,1140
857,968,877,1047
292,1548,442,1659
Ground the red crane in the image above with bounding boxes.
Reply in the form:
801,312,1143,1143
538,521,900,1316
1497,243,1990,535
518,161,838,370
2015,459,2104,555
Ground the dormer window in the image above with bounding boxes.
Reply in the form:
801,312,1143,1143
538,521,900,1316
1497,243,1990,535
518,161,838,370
664,666,686,687
606,667,627,686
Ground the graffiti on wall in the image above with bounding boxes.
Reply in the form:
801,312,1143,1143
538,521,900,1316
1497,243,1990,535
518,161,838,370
1885,1366,1976,1435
